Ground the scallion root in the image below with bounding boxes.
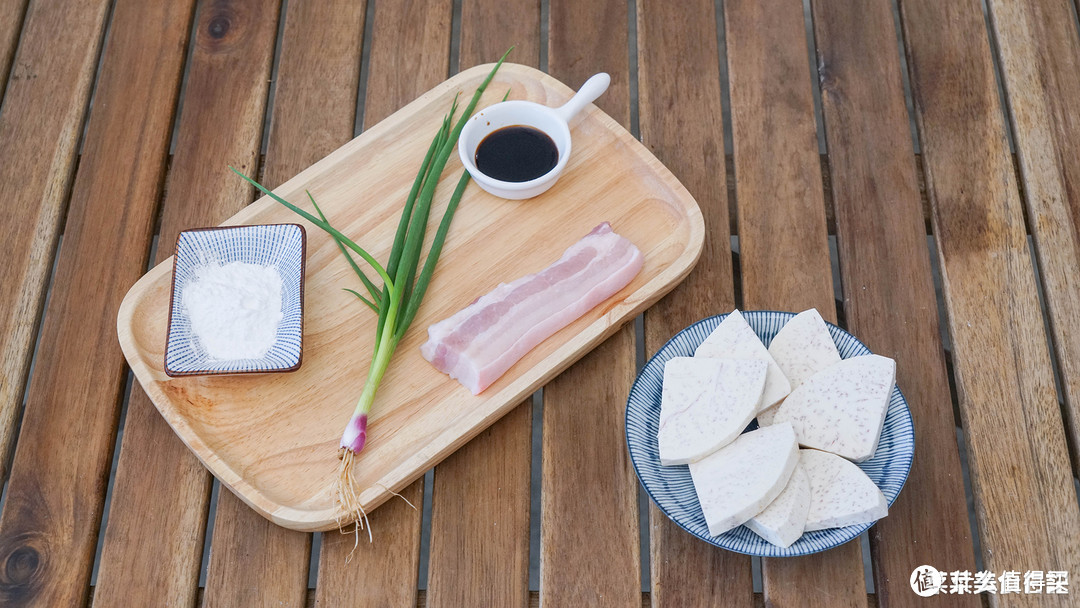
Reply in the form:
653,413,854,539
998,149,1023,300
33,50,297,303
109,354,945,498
376,482,417,510
336,448,371,562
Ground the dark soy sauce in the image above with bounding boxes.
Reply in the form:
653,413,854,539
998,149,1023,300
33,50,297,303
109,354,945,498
475,125,559,182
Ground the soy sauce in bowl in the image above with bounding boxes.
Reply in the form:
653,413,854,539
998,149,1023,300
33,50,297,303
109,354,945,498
474,125,559,183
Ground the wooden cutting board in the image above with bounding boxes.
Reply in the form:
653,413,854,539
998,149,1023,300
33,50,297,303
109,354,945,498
117,63,703,531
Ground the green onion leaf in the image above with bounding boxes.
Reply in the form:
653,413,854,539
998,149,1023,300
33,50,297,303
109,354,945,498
343,288,379,312
391,48,512,336
311,191,382,307
230,166,397,293
396,169,470,338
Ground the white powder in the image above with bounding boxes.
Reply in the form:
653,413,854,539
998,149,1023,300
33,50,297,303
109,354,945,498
183,261,283,360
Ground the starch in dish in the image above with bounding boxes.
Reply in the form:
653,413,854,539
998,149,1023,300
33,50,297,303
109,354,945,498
474,125,559,182
182,261,283,360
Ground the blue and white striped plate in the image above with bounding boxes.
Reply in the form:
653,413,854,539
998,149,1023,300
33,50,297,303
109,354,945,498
165,224,306,376
626,310,914,557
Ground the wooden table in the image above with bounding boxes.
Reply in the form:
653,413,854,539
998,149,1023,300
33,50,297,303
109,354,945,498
1,0,1079,605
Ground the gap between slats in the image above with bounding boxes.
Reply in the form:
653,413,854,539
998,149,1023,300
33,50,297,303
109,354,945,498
625,0,653,595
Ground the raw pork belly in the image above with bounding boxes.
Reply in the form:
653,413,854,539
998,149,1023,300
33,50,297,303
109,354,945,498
421,222,643,394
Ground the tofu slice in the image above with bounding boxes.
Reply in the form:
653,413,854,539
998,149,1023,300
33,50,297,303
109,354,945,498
767,308,841,390
658,357,767,465
801,449,888,531
695,309,791,412
689,422,798,536
745,459,810,548
773,354,895,462
757,309,840,427
755,401,782,427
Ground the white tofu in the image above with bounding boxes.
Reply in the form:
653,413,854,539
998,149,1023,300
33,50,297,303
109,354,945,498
745,459,810,548
757,309,840,428
767,308,841,390
689,422,798,537
658,357,767,465
755,401,781,426
773,354,895,462
695,309,792,412
801,449,888,531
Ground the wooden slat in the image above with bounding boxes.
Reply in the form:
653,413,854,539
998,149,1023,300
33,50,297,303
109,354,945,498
548,0,629,121
0,0,29,101
201,1,366,605
986,0,1080,474
899,0,1080,589
458,0,540,73
0,0,111,486
0,0,190,604
424,3,538,606
426,401,532,607
204,494,309,607
725,153,935,237
723,0,866,605
540,3,639,605
357,0,453,131
637,0,752,605
93,391,212,605
314,480,423,606
312,1,451,602
261,0,365,186
809,0,980,604
205,493,310,608
92,1,283,605
541,325,640,606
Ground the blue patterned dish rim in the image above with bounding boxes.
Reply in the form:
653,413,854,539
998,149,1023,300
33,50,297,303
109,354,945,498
165,223,306,377
625,310,915,557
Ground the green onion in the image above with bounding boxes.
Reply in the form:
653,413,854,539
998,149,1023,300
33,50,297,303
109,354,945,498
229,48,511,534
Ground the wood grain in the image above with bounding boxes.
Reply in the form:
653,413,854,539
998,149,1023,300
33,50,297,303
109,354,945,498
424,3,538,606
899,0,1080,594
92,0,282,606
548,0,629,124
540,3,641,605
314,481,424,608
0,0,111,487
0,0,29,101
810,0,980,605
204,494,309,608
313,0,449,601
459,0,540,75
985,0,1080,475
263,0,367,194
723,0,866,605
541,325,641,607
0,0,190,605
358,0,453,132
724,153,934,237
427,401,532,608
201,1,366,605
637,0,753,605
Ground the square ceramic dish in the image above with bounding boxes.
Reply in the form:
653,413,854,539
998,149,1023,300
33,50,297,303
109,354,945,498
164,224,306,376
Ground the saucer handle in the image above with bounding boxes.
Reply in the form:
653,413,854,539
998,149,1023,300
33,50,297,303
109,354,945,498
554,73,611,123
